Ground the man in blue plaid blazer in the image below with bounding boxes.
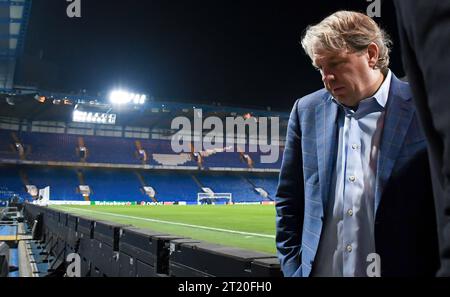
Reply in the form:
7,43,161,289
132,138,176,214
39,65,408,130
276,11,439,277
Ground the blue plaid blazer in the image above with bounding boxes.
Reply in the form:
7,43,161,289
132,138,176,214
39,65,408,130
275,74,429,277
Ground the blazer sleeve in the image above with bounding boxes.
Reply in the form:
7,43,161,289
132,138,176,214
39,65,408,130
275,99,305,277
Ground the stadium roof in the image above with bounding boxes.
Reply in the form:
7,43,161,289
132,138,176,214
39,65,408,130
0,0,31,91
0,91,290,132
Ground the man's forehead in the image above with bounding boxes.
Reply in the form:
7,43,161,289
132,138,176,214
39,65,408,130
312,48,352,65
313,48,347,60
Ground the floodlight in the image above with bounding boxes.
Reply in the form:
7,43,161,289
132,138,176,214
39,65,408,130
109,90,132,105
109,89,147,105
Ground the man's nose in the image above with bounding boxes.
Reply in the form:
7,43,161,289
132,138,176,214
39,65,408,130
322,71,335,84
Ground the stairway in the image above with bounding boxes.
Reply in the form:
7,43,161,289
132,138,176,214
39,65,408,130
243,176,273,201
76,170,90,201
19,169,30,187
11,132,26,160
241,152,254,168
189,143,203,168
134,171,157,202
135,140,147,164
77,137,87,162
11,132,20,143
190,174,205,191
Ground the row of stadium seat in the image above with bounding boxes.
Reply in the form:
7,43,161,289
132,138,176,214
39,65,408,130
0,167,32,201
0,166,279,203
0,129,283,169
20,132,80,162
0,130,18,160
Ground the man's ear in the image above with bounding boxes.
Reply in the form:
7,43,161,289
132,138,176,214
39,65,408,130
367,42,380,68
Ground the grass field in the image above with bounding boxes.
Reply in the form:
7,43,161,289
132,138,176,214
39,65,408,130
52,204,277,254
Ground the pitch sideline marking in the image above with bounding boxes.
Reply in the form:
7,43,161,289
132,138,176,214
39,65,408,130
57,206,275,239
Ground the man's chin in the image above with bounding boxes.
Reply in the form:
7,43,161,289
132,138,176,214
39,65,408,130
332,95,345,103
333,96,355,107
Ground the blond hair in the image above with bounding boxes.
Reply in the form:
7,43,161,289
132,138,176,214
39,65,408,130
301,11,392,71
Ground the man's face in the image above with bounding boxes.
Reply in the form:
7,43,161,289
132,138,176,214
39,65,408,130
312,47,374,107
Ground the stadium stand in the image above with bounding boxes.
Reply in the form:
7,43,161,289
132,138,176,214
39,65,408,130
0,95,284,206
247,174,279,198
0,130,18,160
0,164,279,204
246,149,284,169
142,171,201,202
83,134,141,164
26,167,83,201
197,172,264,202
140,138,175,154
1,128,283,169
83,168,151,202
140,139,198,166
0,166,31,201
201,151,247,168
19,132,80,162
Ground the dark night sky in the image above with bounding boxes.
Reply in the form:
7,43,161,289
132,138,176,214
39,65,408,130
19,0,403,110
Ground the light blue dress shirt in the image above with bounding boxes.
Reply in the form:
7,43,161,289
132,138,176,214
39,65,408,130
312,70,392,277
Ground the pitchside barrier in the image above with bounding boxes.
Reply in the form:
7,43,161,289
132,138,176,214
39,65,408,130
23,203,282,277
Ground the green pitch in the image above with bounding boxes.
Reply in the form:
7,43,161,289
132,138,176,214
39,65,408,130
52,204,277,254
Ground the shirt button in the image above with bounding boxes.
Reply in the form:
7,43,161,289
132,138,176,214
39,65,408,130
348,175,356,182
346,245,353,253
347,209,353,216
351,144,359,150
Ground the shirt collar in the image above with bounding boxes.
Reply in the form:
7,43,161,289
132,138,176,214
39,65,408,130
370,69,391,108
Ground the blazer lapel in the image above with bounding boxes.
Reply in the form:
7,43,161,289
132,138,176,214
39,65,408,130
375,76,415,213
315,96,339,216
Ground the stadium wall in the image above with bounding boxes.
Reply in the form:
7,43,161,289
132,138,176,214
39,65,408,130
23,203,282,277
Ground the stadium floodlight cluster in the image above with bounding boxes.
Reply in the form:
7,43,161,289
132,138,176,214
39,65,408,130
72,110,116,124
109,90,146,105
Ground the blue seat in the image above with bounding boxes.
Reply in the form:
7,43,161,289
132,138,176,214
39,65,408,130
83,169,150,202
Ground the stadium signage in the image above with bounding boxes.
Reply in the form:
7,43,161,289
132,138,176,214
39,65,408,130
234,202,261,205
140,201,163,206
72,110,116,125
91,201,136,206
171,109,280,163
